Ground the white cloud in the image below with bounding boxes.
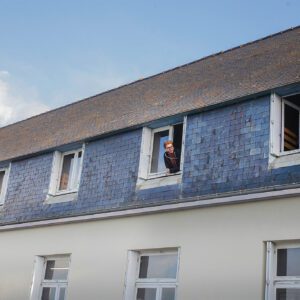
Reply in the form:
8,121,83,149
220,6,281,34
0,71,50,127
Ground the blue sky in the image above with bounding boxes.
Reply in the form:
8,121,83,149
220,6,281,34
0,0,299,126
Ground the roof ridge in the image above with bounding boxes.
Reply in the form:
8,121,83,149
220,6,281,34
1,25,299,131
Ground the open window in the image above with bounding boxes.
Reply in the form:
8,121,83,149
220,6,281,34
282,95,300,152
57,150,82,192
270,93,300,156
150,124,183,175
47,147,84,202
138,118,186,182
0,166,10,206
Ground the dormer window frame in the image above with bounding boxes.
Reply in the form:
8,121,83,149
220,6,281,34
47,146,84,201
137,117,186,185
269,93,300,169
0,165,10,206
55,149,83,195
148,125,174,179
280,98,300,153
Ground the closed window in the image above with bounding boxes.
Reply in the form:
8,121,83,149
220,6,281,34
30,255,70,300
266,242,300,300
124,249,179,300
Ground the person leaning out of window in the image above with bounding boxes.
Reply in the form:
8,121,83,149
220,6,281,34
164,140,181,174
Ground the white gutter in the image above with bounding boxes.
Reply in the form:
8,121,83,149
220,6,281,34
1,187,300,232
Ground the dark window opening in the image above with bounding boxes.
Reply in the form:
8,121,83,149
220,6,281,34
277,247,300,276
173,123,183,153
0,171,4,194
276,288,300,300
283,94,300,151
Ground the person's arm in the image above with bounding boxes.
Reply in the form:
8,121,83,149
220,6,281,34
164,151,180,173
164,152,171,170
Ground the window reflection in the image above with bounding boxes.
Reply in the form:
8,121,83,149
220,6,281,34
139,254,177,279
277,248,300,276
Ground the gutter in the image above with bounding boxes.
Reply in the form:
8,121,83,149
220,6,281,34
1,186,300,232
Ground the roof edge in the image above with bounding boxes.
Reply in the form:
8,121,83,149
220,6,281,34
4,80,300,163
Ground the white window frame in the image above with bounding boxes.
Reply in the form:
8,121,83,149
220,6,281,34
30,255,71,300
269,93,300,169
48,147,84,197
138,117,186,182
0,164,10,206
149,125,173,178
270,93,300,157
281,99,300,154
265,241,300,300
124,249,180,300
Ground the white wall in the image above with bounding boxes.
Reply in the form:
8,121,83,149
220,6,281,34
1,196,300,300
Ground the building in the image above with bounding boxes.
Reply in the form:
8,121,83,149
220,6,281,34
0,27,299,300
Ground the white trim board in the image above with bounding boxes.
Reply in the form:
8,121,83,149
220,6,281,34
1,187,300,232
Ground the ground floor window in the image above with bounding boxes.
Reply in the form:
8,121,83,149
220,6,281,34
30,255,70,300
125,249,179,300
266,241,300,300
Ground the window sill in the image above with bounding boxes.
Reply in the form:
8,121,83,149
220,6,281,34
136,173,181,190
45,191,78,204
269,151,300,169
280,149,300,156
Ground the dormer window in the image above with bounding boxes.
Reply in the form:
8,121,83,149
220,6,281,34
58,150,82,192
150,124,183,175
270,93,300,156
0,167,9,205
138,120,185,182
47,148,84,202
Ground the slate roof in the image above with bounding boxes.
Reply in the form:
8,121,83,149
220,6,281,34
0,26,299,162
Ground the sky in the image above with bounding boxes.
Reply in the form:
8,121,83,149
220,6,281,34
0,0,299,127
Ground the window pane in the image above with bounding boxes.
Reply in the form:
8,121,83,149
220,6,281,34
139,254,178,279
151,130,169,173
59,287,66,300
277,288,300,300
161,288,176,300
73,152,82,186
284,104,299,151
0,171,4,194
41,287,56,300
59,153,75,190
44,257,69,280
277,248,300,276
136,288,156,300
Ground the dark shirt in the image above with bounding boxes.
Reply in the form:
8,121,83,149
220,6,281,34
164,149,181,173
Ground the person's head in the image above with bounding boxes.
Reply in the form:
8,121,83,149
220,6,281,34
164,140,174,154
